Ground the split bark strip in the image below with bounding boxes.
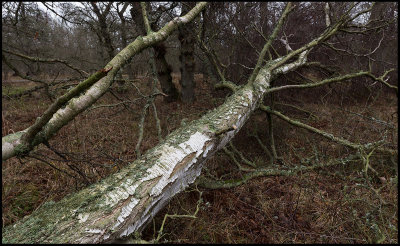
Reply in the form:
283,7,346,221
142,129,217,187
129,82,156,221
2,2,208,161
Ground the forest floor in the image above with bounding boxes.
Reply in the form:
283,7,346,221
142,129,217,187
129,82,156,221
2,74,398,243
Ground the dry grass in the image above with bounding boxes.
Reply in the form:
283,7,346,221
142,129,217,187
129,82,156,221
1,74,398,243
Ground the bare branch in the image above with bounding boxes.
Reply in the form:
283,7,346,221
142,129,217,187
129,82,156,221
2,2,208,161
260,106,396,156
248,2,294,84
197,154,361,189
3,48,89,77
20,67,113,154
266,71,369,93
365,69,398,94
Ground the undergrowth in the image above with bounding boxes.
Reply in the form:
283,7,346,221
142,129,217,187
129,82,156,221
1,75,398,243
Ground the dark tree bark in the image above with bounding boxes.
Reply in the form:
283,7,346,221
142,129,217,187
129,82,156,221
178,2,196,103
130,2,179,102
154,43,179,102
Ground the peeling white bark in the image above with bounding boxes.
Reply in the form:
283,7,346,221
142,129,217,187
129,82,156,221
325,3,331,27
2,37,308,244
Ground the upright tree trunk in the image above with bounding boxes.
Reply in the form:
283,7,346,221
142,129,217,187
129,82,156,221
154,43,179,102
131,2,179,101
178,2,196,103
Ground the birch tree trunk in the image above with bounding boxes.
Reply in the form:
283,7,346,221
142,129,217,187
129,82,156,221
2,49,307,243
4,2,387,244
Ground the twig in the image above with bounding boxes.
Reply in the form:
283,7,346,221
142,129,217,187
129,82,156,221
266,71,369,93
248,2,294,85
267,92,278,161
135,102,150,158
197,154,361,189
2,48,88,77
260,105,396,156
155,187,202,242
27,154,79,181
249,129,274,163
228,142,256,168
151,101,163,142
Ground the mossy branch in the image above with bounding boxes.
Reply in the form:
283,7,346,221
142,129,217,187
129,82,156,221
214,81,239,92
365,69,398,95
260,105,396,156
154,188,202,243
197,154,361,189
20,66,113,152
2,53,49,85
140,2,152,34
248,2,294,85
222,147,252,171
228,142,256,168
3,2,208,161
197,35,227,84
266,71,369,93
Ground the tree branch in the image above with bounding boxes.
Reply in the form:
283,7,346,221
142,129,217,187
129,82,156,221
3,48,89,76
2,2,208,161
20,66,113,154
259,106,396,156
248,2,294,84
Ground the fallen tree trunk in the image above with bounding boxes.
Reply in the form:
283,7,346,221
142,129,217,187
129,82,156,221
1,47,308,243
6,3,377,243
